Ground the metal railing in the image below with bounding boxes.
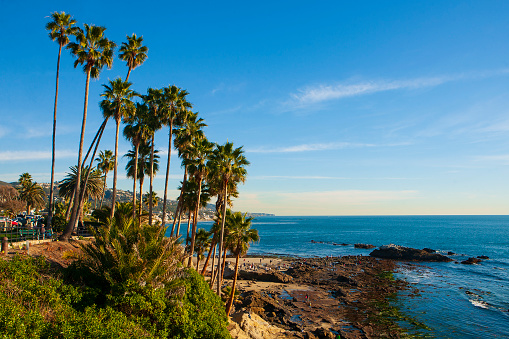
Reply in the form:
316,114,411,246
0,223,54,243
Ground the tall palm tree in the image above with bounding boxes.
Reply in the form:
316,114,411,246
143,88,164,225
160,85,192,227
63,24,115,242
123,102,151,221
100,78,137,219
95,150,114,208
46,12,79,230
18,181,46,215
186,137,214,267
208,142,249,296
171,111,206,235
224,210,258,315
125,142,159,225
119,33,148,82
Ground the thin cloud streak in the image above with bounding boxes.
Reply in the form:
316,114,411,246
250,175,420,180
247,141,410,154
247,142,375,153
288,69,509,106
0,150,76,162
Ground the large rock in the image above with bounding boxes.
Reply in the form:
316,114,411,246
461,257,482,265
354,243,376,249
229,311,290,339
369,244,453,262
239,269,293,283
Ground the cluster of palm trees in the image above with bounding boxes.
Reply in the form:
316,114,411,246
192,209,259,315
45,12,255,309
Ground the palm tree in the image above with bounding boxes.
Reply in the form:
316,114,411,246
160,85,192,228
100,78,137,220
18,181,46,215
186,137,214,267
143,88,164,225
123,102,151,221
63,24,115,242
171,111,206,235
119,33,148,82
80,203,184,290
46,12,79,231
224,210,258,315
208,142,249,296
95,150,114,208
58,166,104,224
18,173,32,187
125,142,159,225
193,228,212,272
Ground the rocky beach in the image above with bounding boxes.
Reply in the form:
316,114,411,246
223,255,416,339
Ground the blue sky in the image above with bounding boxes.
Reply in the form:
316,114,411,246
1,1,509,215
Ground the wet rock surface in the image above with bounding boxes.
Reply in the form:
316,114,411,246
461,257,482,265
370,245,453,262
233,256,410,338
354,244,376,249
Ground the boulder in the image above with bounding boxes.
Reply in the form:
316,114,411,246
354,243,376,249
229,311,289,339
239,269,293,283
477,255,489,260
370,245,453,262
461,257,482,265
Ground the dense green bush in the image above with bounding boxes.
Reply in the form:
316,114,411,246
0,243,231,338
0,255,150,338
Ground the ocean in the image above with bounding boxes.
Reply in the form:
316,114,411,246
170,215,509,338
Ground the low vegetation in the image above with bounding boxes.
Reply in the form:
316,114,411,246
0,207,232,338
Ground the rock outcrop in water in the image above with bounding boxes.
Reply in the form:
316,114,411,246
461,257,482,265
354,243,376,249
369,244,453,262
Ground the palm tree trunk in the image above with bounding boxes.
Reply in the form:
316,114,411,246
186,210,192,247
221,247,227,280
217,181,228,295
48,43,62,231
148,135,155,226
171,167,187,235
110,117,121,219
61,69,91,241
226,252,240,315
170,202,179,236
132,142,139,222
100,174,107,208
188,176,203,267
176,207,182,237
209,244,217,287
139,176,144,225
76,121,106,226
65,196,73,221
162,123,173,227
201,239,216,276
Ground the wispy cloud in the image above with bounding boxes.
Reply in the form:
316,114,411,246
287,69,509,107
247,142,375,153
250,175,419,180
247,141,409,153
473,154,509,164
251,175,351,180
0,150,76,162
